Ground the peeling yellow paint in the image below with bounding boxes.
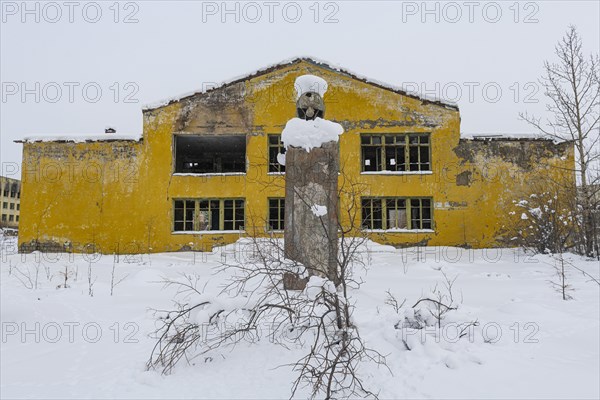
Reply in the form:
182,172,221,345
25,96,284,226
18,60,575,253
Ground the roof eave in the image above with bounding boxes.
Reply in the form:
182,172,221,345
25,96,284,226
142,57,459,112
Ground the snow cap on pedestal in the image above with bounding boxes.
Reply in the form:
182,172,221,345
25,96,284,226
281,117,344,152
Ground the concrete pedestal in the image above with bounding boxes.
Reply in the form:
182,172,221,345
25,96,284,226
284,141,339,284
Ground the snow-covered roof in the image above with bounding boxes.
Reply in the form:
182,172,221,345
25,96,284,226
143,56,459,111
460,133,563,141
15,133,142,144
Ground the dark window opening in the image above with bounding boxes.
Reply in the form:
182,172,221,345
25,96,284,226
175,135,246,174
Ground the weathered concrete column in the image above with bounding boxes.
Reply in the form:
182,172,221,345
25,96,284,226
284,142,339,283
281,75,343,286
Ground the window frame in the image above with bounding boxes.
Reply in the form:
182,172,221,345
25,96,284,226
267,198,285,231
268,134,286,173
360,133,431,173
172,198,245,232
361,197,433,231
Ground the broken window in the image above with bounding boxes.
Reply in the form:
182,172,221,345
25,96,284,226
361,133,430,172
1,214,5,222
410,198,432,229
173,199,245,232
268,135,286,173
386,199,407,229
2,202,6,209
361,198,383,229
268,198,285,231
174,135,246,174
362,197,432,230
9,215,14,222
10,183,18,198
9,203,14,210
3,184,8,197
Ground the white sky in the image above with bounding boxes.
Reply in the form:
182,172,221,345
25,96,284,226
1,0,599,173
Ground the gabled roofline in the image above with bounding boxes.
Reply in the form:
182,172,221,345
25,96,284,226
460,133,575,143
142,57,459,112
15,133,142,144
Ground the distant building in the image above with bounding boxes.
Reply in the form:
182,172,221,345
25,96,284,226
16,57,576,253
0,176,21,229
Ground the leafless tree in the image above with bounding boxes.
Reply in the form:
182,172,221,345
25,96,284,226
537,252,600,300
57,265,73,289
87,257,96,297
147,171,388,399
411,270,459,329
110,257,128,296
520,25,600,257
550,252,573,300
384,290,406,314
507,177,578,254
507,178,600,299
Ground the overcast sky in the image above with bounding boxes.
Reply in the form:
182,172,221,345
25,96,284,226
1,0,599,173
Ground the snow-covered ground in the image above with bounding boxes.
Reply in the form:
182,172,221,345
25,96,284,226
1,236,598,399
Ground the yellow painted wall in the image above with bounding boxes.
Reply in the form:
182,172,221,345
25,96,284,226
18,60,575,253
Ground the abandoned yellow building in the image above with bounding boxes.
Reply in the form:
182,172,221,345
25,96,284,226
16,57,575,254
1,176,21,229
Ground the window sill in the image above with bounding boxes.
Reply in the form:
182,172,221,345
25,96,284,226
172,230,246,235
365,229,435,233
266,172,285,176
172,172,246,177
360,171,433,175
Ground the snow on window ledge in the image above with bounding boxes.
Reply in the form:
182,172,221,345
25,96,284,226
360,171,433,175
365,229,435,233
171,230,246,235
266,172,285,176
172,172,246,177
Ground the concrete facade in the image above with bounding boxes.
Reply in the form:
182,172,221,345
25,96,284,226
1,176,21,229
16,58,576,254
